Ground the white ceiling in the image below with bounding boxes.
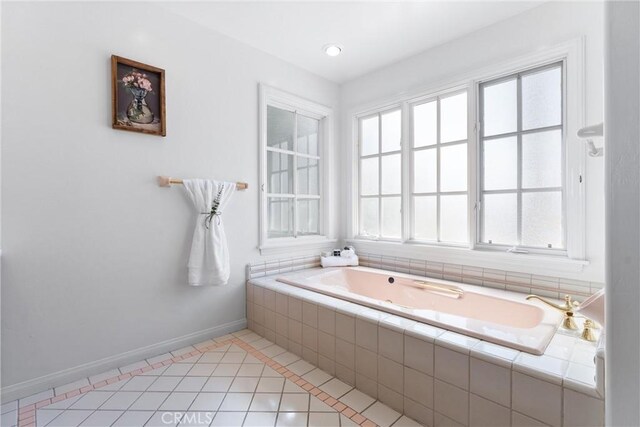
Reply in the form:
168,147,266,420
162,1,544,83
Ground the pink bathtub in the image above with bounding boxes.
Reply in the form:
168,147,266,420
277,267,562,355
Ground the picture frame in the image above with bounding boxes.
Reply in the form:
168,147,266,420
111,55,166,136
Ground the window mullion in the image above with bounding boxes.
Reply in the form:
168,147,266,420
378,113,383,238
293,112,299,238
516,75,523,247
436,97,442,243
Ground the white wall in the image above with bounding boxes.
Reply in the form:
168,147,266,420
1,1,339,394
339,1,605,283
604,1,640,424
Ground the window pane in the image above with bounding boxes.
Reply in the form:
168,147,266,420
381,197,402,238
268,197,293,238
482,193,518,245
413,196,437,240
267,151,293,194
483,79,517,137
440,92,467,143
440,195,467,243
297,157,319,195
297,199,319,235
267,106,294,150
297,114,319,155
522,130,562,189
413,101,437,148
361,116,379,156
522,191,563,248
381,110,402,153
361,157,379,196
483,136,517,191
440,143,467,192
360,198,379,237
413,148,437,193
522,66,562,130
381,154,401,195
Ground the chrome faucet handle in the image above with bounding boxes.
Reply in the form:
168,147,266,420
526,294,579,330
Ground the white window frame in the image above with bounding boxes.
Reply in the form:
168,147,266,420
259,84,335,255
408,89,470,247
347,39,588,275
476,61,567,255
356,106,404,241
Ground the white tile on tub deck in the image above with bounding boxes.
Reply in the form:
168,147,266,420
512,372,562,427
469,394,510,427
404,322,445,343
513,353,569,385
317,306,335,334
470,357,511,407
404,334,435,376
335,312,356,343
470,340,520,368
378,325,404,363
563,388,605,427
434,379,469,426
404,366,434,408
355,317,378,352
436,331,480,354
435,345,469,390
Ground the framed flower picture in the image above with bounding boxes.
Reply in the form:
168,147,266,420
111,55,166,136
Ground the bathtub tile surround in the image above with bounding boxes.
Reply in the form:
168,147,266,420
248,271,605,427
357,252,603,301
6,330,417,427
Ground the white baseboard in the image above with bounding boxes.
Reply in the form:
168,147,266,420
1,319,247,403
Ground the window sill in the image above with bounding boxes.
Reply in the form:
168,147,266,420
259,236,338,256
346,239,589,276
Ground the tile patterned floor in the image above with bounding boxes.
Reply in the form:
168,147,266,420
5,330,421,427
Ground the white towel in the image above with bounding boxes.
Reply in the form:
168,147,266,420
182,179,236,286
321,255,359,268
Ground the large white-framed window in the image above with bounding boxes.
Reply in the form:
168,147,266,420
259,84,334,254
348,40,587,273
358,108,403,240
478,62,565,254
410,90,469,245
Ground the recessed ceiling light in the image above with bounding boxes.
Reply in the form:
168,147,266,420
323,44,342,57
